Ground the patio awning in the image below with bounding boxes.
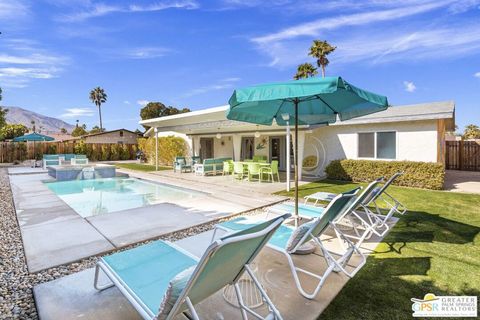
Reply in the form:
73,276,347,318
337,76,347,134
141,105,312,137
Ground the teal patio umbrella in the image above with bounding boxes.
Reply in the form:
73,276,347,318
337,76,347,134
227,76,388,224
13,132,54,160
13,132,54,142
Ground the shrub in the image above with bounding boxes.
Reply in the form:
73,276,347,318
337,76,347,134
100,145,110,161
325,159,445,190
110,144,122,161
120,144,130,160
46,144,57,154
138,136,188,165
74,140,87,155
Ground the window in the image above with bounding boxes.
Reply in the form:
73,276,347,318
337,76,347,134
376,132,396,159
358,133,375,158
358,131,396,160
119,130,124,137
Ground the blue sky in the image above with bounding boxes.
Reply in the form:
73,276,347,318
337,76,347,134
0,0,479,132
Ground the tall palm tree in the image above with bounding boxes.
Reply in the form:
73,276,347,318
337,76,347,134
309,40,336,78
294,63,318,80
89,87,107,130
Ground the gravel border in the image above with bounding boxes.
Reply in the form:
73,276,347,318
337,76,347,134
0,168,267,319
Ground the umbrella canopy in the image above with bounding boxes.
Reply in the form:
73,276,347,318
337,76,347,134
13,132,54,142
227,76,388,226
227,76,388,125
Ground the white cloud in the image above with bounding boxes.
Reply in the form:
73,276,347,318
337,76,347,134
0,53,67,65
255,22,480,68
403,81,417,92
0,67,57,79
0,43,68,88
221,77,241,82
137,100,150,106
60,108,96,118
124,100,131,104
250,0,480,68
121,47,171,59
252,1,453,45
182,78,238,98
0,0,29,20
59,0,199,22
474,72,480,78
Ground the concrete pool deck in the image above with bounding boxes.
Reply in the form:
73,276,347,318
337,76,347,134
9,170,287,272
34,214,397,320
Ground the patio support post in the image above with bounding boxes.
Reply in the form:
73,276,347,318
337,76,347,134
154,127,158,171
286,119,291,192
294,99,299,227
232,134,242,161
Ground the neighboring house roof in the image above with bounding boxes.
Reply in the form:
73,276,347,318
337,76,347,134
65,128,141,141
141,100,455,135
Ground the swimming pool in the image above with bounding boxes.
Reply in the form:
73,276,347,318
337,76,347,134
45,177,206,217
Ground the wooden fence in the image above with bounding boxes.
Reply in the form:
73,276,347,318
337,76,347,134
445,140,480,171
0,141,138,163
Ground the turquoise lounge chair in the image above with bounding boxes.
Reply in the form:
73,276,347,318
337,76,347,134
71,154,89,165
42,154,60,169
212,189,366,300
94,214,289,320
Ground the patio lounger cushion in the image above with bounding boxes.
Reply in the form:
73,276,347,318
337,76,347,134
285,221,315,251
158,266,196,320
101,241,197,315
218,217,294,250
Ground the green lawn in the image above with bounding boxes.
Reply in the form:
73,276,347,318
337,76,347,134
115,163,171,172
276,180,480,319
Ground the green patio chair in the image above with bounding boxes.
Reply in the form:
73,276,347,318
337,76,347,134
173,157,192,173
212,189,365,300
233,162,245,180
94,214,289,320
260,160,279,183
222,160,233,175
247,162,261,182
252,155,267,162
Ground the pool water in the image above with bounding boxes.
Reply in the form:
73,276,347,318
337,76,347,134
45,177,205,217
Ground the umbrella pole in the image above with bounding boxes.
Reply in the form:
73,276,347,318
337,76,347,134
294,99,299,228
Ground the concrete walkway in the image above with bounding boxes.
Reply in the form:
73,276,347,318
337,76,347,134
9,170,287,272
444,170,480,194
34,213,397,320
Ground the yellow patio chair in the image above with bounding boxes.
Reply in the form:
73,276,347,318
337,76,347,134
222,160,233,175
260,160,280,182
247,162,262,182
233,162,245,180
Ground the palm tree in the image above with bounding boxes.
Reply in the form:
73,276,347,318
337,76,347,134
89,87,107,130
30,120,36,133
309,40,336,78
294,63,318,80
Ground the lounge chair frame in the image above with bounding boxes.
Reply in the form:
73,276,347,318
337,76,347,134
213,190,366,300
95,216,287,320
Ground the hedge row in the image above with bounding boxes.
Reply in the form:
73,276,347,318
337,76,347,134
137,136,188,166
324,159,445,190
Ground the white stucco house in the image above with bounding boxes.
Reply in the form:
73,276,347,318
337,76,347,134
140,100,455,179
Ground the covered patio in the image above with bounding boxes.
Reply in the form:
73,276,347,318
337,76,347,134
141,105,319,184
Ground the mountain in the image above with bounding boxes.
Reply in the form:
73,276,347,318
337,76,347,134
2,106,75,133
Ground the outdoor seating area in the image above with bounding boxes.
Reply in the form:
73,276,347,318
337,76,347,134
175,154,282,183
42,153,89,169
